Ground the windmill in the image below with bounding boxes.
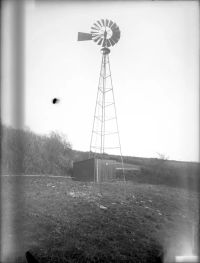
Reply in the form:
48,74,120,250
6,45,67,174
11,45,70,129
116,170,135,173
77,19,124,181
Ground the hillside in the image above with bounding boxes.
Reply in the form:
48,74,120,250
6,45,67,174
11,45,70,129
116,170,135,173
72,150,200,192
1,124,199,192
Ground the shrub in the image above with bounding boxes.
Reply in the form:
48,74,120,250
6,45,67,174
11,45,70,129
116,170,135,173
1,125,73,175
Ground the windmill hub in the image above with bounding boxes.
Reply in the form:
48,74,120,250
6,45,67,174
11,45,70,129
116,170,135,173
101,27,112,39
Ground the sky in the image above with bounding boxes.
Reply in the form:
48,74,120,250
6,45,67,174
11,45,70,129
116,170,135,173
2,0,199,162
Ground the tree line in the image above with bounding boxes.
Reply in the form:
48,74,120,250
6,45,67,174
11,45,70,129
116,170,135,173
1,124,73,175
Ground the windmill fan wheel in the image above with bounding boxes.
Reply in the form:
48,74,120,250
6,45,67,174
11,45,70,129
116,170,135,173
90,19,120,47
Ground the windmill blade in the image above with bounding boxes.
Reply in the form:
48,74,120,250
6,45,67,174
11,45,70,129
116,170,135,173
97,20,103,27
101,19,106,26
113,28,120,34
91,31,100,36
97,37,103,45
112,31,120,40
106,19,109,26
111,30,120,41
91,33,100,38
113,36,120,43
91,35,101,40
113,28,120,35
109,38,116,46
91,26,99,32
106,39,112,47
113,32,120,39
111,23,118,31
92,33,101,39
116,34,121,41
111,35,119,44
97,38,104,46
93,35,103,43
78,32,92,41
94,23,101,29
108,20,114,28
93,36,101,42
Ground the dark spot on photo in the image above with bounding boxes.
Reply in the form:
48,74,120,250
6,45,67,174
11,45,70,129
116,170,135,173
52,98,59,104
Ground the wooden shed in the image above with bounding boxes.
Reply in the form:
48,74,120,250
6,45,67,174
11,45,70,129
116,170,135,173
73,158,117,182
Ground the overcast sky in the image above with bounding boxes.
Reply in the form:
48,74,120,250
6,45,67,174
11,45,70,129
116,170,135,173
2,0,199,162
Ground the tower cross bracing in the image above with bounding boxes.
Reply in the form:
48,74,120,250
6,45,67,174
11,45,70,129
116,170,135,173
89,48,123,160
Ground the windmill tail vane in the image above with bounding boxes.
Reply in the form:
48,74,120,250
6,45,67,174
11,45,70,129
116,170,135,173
78,32,93,41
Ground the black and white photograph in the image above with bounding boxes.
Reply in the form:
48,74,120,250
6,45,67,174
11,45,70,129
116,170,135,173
1,0,199,262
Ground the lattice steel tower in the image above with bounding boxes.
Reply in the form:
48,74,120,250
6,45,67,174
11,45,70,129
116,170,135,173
78,19,124,165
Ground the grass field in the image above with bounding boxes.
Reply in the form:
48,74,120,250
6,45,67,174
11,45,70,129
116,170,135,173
1,176,199,263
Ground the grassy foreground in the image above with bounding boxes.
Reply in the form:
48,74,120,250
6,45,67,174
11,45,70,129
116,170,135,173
1,176,199,263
